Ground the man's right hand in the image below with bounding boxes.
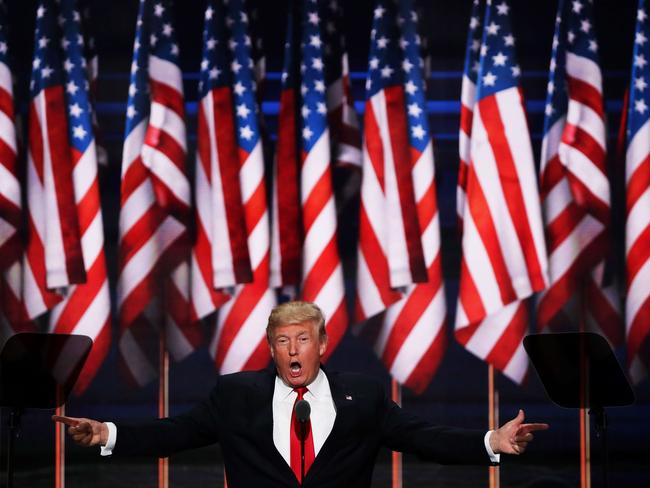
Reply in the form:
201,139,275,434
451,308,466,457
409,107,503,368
52,415,109,447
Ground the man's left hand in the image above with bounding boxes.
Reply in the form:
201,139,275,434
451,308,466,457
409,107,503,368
489,409,549,455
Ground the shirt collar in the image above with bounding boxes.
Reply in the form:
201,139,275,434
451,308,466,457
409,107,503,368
274,368,329,401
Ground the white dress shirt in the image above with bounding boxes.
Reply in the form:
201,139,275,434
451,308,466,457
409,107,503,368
272,368,337,466
100,369,498,463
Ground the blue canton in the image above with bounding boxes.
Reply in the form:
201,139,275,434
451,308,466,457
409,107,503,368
543,0,568,135
199,0,232,97
300,0,329,153
0,2,10,69
225,0,260,154
627,0,650,139
30,0,67,96
475,0,521,100
60,0,94,153
462,0,485,86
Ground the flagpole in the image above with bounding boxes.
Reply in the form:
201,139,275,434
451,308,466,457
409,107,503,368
55,388,65,488
158,332,169,488
488,365,499,488
579,289,591,488
391,379,402,488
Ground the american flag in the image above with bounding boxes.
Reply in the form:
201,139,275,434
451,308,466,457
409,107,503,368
208,0,276,374
0,1,32,342
455,0,548,384
537,0,621,346
118,0,196,386
23,0,86,320
274,1,348,360
191,0,250,324
355,0,447,393
458,0,485,225
625,0,650,384
42,0,112,394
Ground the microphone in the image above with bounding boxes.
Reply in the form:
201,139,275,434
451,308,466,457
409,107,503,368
295,399,311,423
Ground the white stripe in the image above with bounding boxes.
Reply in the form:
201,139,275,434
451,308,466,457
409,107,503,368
0,62,12,94
240,141,264,202
335,143,361,167
626,118,650,183
544,177,573,224
22,257,49,319
356,250,385,319
411,140,434,203
625,187,650,254
540,116,565,172
80,211,104,269
502,341,527,384
149,55,184,93
566,52,602,94
72,142,98,204
626,258,650,325
629,355,647,385
303,198,336,273
558,141,610,205
312,264,345,321
0,163,19,207
547,214,602,282
465,300,519,358
148,101,187,151
460,75,476,109
119,329,157,386
564,99,606,150
140,144,190,206
119,179,155,235
0,110,16,153
301,131,329,198
191,253,220,319
360,143,388,257
121,120,147,176
248,215,270,270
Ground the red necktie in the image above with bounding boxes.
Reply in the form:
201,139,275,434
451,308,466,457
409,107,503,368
290,387,315,483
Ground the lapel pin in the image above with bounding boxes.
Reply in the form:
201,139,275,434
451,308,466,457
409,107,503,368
345,395,352,400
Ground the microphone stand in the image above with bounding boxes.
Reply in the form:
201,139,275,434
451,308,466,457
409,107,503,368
300,420,306,484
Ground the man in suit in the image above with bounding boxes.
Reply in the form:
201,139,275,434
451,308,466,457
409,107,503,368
54,301,548,487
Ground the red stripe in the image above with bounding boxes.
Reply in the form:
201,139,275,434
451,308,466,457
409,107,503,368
364,102,385,190
193,221,231,308
540,154,565,199
75,175,101,235
243,179,266,236
626,153,650,211
119,204,163,266
545,202,586,254
403,321,446,394
73,317,111,395
25,216,64,311
585,280,622,346
460,104,473,139
302,235,339,300
302,167,332,235
165,278,202,350
208,88,253,284
464,161,517,305
566,76,605,118
149,79,185,119
144,126,186,175
627,296,650,362
28,103,45,185
241,336,271,371
385,86,426,283
478,95,546,291
0,234,20,270
0,86,14,119
275,89,302,284
456,257,485,342
43,86,85,284
485,301,527,373
320,300,347,363
120,157,149,205
415,175,436,231
626,224,650,287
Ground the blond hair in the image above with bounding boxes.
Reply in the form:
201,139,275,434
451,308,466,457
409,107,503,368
266,301,327,342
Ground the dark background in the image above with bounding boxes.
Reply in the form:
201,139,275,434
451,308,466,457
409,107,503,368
1,0,648,486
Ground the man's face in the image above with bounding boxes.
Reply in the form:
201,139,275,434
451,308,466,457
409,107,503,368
269,320,327,388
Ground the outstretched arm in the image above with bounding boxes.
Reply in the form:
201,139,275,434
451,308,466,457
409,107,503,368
489,409,549,455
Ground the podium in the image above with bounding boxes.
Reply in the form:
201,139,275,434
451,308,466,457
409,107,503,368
0,333,92,488
523,332,635,488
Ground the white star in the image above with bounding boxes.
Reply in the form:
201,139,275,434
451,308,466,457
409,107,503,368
310,35,322,48
38,36,49,49
572,0,583,13
503,34,515,46
63,58,74,72
635,98,648,114
369,57,380,70
492,51,507,66
209,67,220,79
67,81,79,94
234,82,246,95
402,59,413,72
317,102,326,114
399,37,409,50
472,61,480,73
480,44,488,56
0,42,6,54
511,65,520,77
374,6,385,18
471,39,481,52
281,71,288,83
33,57,41,69
635,76,647,91
62,38,70,50
73,125,87,139
241,11,249,23
41,66,53,78
240,125,254,140
37,5,46,18
639,9,647,22
404,80,418,95
567,30,576,43
552,35,559,49
201,58,209,70
301,83,308,95
407,103,422,117
69,103,83,117
126,105,137,118
162,23,173,36
550,58,557,72
411,125,425,139
302,105,311,118
486,22,500,36
588,40,598,52
308,12,319,25
229,39,237,51
237,103,251,118
376,36,389,49
545,103,554,116
365,79,372,91
547,81,555,94
207,37,217,50
483,71,497,86
636,32,647,45
496,2,509,15
580,19,591,33
128,83,137,96
312,57,324,71
170,44,179,56
636,54,648,68
303,126,313,140
470,16,480,29
380,65,394,78
150,34,157,46
314,80,325,92
205,6,214,20
154,3,164,17
232,60,242,73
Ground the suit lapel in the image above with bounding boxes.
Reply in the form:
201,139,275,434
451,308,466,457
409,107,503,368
304,372,358,484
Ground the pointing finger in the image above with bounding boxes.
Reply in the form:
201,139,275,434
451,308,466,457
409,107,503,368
52,415,80,427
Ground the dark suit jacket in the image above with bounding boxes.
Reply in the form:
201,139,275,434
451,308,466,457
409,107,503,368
113,368,494,487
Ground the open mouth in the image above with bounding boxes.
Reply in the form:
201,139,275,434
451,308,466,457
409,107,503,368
289,360,302,378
